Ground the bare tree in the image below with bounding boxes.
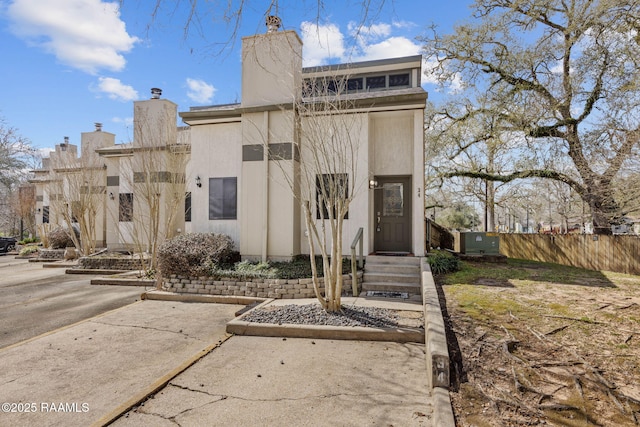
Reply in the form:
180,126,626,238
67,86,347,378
422,0,640,234
49,143,106,255
13,185,36,239
265,76,364,312
0,116,34,236
116,103,189,273
0,116,33,189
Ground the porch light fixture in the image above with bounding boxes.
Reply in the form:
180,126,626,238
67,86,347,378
109,192,115,200
196,176,202,188
369,179,378,189
37,208,41,213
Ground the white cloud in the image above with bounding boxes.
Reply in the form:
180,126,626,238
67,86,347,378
7,0,139,74
186,78,216,104
348,22,392,46
301,20,421,66
95,77,138,101
422,58,465,94
351,36,421,62
300,21,346,66
112,116,133,127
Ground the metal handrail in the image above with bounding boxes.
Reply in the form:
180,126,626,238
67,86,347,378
350,227,364,296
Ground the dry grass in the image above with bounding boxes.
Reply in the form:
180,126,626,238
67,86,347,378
437,258,640,426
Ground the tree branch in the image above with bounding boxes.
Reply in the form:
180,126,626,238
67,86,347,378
443,169,584,196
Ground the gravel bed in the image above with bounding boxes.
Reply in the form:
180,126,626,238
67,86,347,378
241,304,400,328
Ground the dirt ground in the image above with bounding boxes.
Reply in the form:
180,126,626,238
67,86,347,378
436,259,640,426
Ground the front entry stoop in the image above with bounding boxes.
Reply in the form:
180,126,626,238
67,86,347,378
361,255,422,301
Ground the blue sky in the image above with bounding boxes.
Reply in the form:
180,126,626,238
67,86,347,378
0,0,474,154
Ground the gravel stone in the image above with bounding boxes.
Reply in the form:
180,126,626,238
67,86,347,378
242,304,400,328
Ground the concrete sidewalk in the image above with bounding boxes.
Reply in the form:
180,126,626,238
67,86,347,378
0,300,237,427
0,297,438,427
112,335,434,426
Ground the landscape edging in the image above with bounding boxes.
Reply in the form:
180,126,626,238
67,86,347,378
421,257,456,426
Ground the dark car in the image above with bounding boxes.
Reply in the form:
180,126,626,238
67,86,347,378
0,237,17,253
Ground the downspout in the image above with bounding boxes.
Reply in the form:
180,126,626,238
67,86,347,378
262,111,269,262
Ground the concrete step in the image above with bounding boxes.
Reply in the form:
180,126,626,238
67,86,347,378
361,255,422,295
363,272,420,284
366,255,421,266
363,263,419,275
361,281,422,294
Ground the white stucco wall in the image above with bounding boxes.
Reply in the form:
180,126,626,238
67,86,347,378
297,112,371,256
187,121,242,246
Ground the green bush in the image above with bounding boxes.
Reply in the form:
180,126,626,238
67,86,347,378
215,256,353,280
157,233,239,277
19,237,39,245
19,245,39,256
427,250,460,275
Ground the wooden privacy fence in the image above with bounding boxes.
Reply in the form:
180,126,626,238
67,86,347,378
500,234,640,276
426,219,454,251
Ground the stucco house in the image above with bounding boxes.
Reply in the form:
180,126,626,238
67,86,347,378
32,20,427,261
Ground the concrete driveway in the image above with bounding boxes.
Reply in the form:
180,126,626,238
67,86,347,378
0,300,238,427
0,259,143,348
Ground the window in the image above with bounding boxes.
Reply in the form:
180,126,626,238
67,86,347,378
382,183,404,216
347,78,363,92
185,192,191,222
42,206,49,224
389,73,410,87
316,173,349,220
366,75,386,90
119,193,133,222
209,177,237,220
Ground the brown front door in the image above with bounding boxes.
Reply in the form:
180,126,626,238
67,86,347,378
374,176,412,253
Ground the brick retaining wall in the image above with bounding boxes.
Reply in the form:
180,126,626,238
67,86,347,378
38,249,66,260
162,271,363,299
78,257,145,270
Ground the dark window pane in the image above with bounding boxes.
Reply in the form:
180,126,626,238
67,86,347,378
389,73,410,87
316,173,349,220
366,75,386,89
347,78,363,91
209,177,237,220
119,193,133,222
43,206,49,224
382,183,404,216
185,192,191,222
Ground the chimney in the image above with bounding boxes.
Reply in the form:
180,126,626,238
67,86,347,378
266,15,281,33
151,88,162,99
61,136,68,151
95,122,103,132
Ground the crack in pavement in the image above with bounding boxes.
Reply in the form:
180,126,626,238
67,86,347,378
89,320,203,341
134,410,182,427
136,384,228,425
168,381,425,403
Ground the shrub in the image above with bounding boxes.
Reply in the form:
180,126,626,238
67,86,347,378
427,250,460,275
217,256,353,280
19,245,39,256
157,233,239,277
48,226,78,249
19,237,39,245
